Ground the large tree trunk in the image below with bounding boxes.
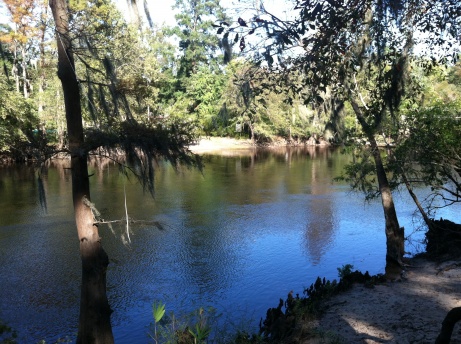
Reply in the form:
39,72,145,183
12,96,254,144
49,1,114,343
351,100,404,268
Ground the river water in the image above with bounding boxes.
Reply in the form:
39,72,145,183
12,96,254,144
0,147,448,343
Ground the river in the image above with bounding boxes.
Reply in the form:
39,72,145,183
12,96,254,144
0,146,444,343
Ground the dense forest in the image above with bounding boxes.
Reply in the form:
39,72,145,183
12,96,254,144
0,0,321,160
1,0,458,161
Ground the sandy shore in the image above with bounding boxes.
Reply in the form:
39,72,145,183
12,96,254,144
189,137,256,153
297,256,461,343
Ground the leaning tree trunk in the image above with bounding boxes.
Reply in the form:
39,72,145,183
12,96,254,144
401,172,432,228
368,135,404,266
351,100,404,268
49,1,114,343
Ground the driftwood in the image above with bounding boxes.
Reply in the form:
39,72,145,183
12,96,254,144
435,307,461,344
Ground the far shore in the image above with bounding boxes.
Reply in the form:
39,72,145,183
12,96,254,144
189,137,255,153
188,136,332,154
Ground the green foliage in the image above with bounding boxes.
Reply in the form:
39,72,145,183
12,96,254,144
187,307,211,343
259,269,385,341
149,303,221,344
337,264,354,279
169,0,228,79
0,321,17,344
183,65,227,135
393,100,461,211
223,61,317,142
160,0,234,137
67,0,165,124
151,301,166,344
0,72,41,160
153,301,166,324
233,331,264,344
335,146,384,200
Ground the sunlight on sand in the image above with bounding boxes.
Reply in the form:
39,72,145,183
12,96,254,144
342,314,393,342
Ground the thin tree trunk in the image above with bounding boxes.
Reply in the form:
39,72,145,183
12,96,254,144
12,41,20,93
248,121,255,141
351,99,404,267
49,1,114,343
38,5,47,116
401,172,432,227
21,45,28,98
0,44,9,80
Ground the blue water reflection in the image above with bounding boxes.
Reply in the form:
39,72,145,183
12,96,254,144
0,147,453,343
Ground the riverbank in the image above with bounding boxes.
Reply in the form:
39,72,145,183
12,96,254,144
189,137,256,153
188,136,324,154
286,255,461,343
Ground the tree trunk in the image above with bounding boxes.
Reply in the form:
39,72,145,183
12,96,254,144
21,45,28,98
49,1,114,343
351,100,404,267
369,135,404,266
12,41,20,93
128,0,141,27
248,121,255,141
401,172,432,228
38,5,47,116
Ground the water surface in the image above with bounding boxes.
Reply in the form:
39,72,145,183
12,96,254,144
0,147,447,343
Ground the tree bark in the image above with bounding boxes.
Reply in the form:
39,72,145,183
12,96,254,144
351,99,404,267
21,45,28,98
38,4,47,116
369,134,404,266
49,1,114,343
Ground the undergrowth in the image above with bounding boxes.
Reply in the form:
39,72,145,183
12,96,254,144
257,265,386,343
149,264,386,343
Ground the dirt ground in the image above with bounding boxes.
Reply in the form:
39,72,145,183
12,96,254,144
299,256,461,344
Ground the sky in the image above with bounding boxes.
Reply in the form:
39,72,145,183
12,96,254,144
0,0,180,27
114,0,177,27
0,1,8,24
0,0,293,29
114,0,294,28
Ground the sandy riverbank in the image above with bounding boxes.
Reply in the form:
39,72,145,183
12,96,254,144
189,137,256,153
293,256,461,343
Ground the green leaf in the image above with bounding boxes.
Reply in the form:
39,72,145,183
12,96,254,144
152,301,166,323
